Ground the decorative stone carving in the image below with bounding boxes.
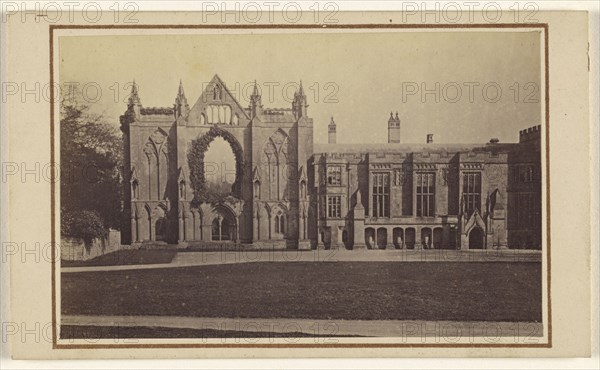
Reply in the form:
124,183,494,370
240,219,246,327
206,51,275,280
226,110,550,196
393,168,406,186
150,128,167,146
143,142,156,160
439,165,448,186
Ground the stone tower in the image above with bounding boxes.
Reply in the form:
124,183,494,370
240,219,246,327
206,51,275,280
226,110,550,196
328,116,337,144
388,111,401,143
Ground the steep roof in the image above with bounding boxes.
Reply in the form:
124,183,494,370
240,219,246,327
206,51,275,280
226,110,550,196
187,74,250,123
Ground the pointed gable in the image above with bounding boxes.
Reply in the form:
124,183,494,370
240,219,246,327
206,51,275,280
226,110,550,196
187,74,250,126
464,208,486,235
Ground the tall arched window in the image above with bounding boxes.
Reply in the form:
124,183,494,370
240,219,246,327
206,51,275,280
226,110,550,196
262,129,289,201
253,181,260,199
143,144,157,200
279,214,285,235
274,211,285,235
144,129,168,201
131,180,139,199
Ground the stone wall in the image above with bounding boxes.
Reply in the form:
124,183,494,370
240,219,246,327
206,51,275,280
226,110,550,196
61,229,122,261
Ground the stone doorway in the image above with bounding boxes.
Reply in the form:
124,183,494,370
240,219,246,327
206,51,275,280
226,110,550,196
155,217,167,241
211,214,234,241
376,228,388,249
468,227,484,249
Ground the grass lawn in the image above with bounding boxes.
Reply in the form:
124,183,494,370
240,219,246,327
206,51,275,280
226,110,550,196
61,262,542,322
61,249,177,267
60,325,358,339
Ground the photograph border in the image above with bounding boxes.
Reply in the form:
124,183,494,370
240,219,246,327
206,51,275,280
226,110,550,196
49,22,551,350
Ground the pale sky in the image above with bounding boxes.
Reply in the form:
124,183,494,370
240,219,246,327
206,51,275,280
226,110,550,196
59,31,542,145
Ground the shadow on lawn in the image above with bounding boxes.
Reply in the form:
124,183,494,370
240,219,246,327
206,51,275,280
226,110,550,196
61,249,177,268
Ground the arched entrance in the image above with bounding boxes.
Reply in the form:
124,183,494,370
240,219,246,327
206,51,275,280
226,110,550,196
274,209,286,239
421,227,432,249
211,208,236,242
468,227,484,249
365,227,375,249
376,228,388,249
212,215,233,241
187,126,244,203
405,228,416,249
155,217,167,241
147,204,168,242
393,227,404,249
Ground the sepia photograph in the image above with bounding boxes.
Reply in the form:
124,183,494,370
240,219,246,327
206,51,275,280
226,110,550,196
54,28,547,346
1,3,595,364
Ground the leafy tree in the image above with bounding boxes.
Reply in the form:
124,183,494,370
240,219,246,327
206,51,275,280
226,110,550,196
202,180,236,204
62,210,106,245
60,98,123,236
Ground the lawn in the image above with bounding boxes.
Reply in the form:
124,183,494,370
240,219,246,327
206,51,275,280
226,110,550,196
61,249,177,267
60,325,357,339
61,262,542,322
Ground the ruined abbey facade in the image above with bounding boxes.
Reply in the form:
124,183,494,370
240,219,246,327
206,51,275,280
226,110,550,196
120,75,542,250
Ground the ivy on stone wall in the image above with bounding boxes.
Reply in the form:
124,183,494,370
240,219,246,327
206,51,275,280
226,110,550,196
140,107,174,115
187,126,244,207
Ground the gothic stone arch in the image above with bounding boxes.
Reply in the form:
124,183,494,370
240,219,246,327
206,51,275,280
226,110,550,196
261,128,291,202
122,76,311,247
187,126,245,205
